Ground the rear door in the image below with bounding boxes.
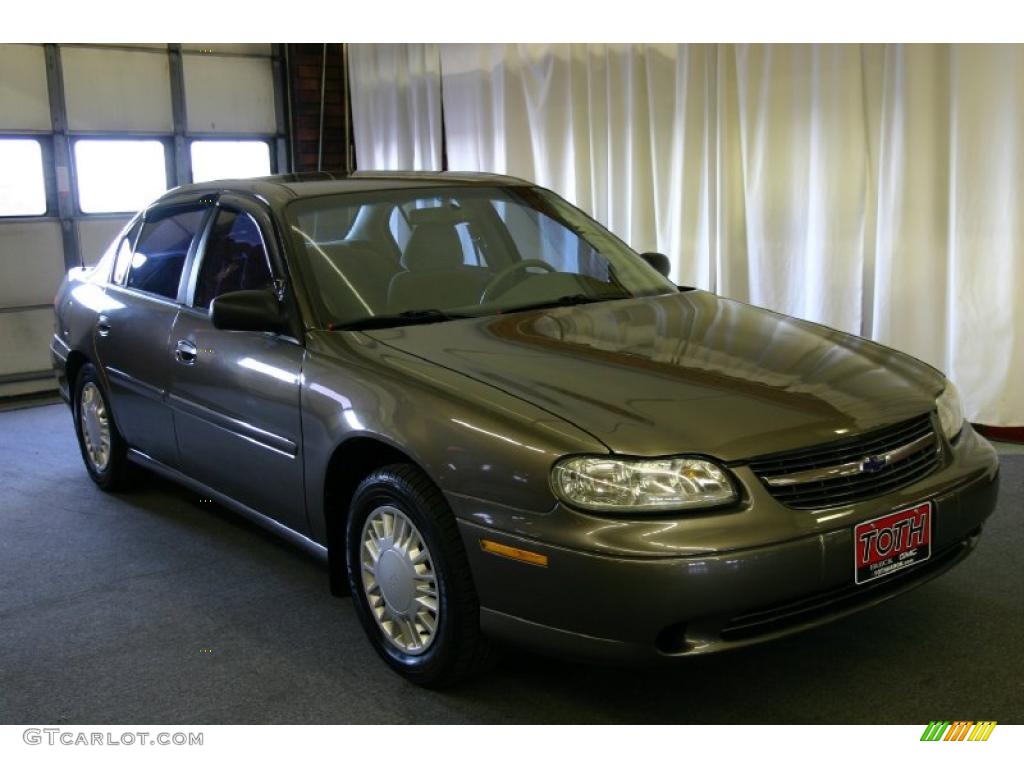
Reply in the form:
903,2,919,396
98,204,210,467
166,198,307,533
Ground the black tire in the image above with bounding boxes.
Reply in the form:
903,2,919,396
73,363,131,491
346,464,491,687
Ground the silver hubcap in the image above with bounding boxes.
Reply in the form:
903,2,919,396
360,505,439,655
79,382,111,472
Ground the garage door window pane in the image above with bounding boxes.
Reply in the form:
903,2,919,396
190,140,271,183
74,140,168,214
0,139,46,216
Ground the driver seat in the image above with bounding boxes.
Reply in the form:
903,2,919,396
387,222,493,313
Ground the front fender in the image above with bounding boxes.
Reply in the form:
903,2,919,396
300,330,607,544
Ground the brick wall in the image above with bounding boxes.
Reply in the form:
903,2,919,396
287,44,351,174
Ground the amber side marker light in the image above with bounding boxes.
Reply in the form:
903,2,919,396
480,539,549,567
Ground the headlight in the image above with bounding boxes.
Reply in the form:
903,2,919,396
552,456,737,512
936,381,964,441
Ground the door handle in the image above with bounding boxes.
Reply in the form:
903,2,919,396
96,315,112,337
175,339,198,365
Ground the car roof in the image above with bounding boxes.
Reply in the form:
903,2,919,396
156,170,534,209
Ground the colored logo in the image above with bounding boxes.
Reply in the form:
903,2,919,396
859,454,888,473
920,721,997,741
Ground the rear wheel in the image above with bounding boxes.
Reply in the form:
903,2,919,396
346,464,491,686
73,363,130,491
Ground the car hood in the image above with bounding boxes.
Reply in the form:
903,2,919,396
362,290,945,461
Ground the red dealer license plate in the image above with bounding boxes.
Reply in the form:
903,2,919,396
854,501,932,585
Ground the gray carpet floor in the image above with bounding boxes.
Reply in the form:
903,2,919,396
1,403,1021,724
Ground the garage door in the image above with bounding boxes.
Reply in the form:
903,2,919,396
0,43,286,398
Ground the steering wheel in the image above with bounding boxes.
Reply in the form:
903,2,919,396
479,259,557,303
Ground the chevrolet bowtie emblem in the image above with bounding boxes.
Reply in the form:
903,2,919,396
860,454,889,473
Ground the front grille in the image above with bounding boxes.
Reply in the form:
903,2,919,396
720,531,977,641
748,413,941,510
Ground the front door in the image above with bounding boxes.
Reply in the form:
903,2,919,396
166,203,307,533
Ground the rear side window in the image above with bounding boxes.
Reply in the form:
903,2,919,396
492,200,601,275
111,220,142,285
192,209,273,309
127,208,206,299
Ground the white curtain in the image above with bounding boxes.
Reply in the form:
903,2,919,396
349,43,1024,426
716,45,874,335
865,45,1024,428
348,44,443,170
440,44,717,289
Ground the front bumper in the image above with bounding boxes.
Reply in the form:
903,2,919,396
455,424,1001,663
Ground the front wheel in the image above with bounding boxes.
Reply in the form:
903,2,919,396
73,363,130,491
346,464,491,686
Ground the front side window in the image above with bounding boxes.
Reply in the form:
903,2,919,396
287,186,676,328
193,209,273,309
492,199,599,275
126,208,206,299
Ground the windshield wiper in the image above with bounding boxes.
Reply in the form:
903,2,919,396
499,293,629,315
333,308,472,331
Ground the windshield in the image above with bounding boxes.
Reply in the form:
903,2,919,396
285,185,676,329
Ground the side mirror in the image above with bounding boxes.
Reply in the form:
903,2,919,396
210,289,286,333
640,252,672,278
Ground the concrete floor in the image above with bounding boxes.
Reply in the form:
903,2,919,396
1,403,1022,724
992,440,1024,455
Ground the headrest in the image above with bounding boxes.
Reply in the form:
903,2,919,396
406,204,467,226
321,240,384,263
402,223,464,270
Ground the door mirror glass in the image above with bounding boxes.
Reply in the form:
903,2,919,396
210,289,285,333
